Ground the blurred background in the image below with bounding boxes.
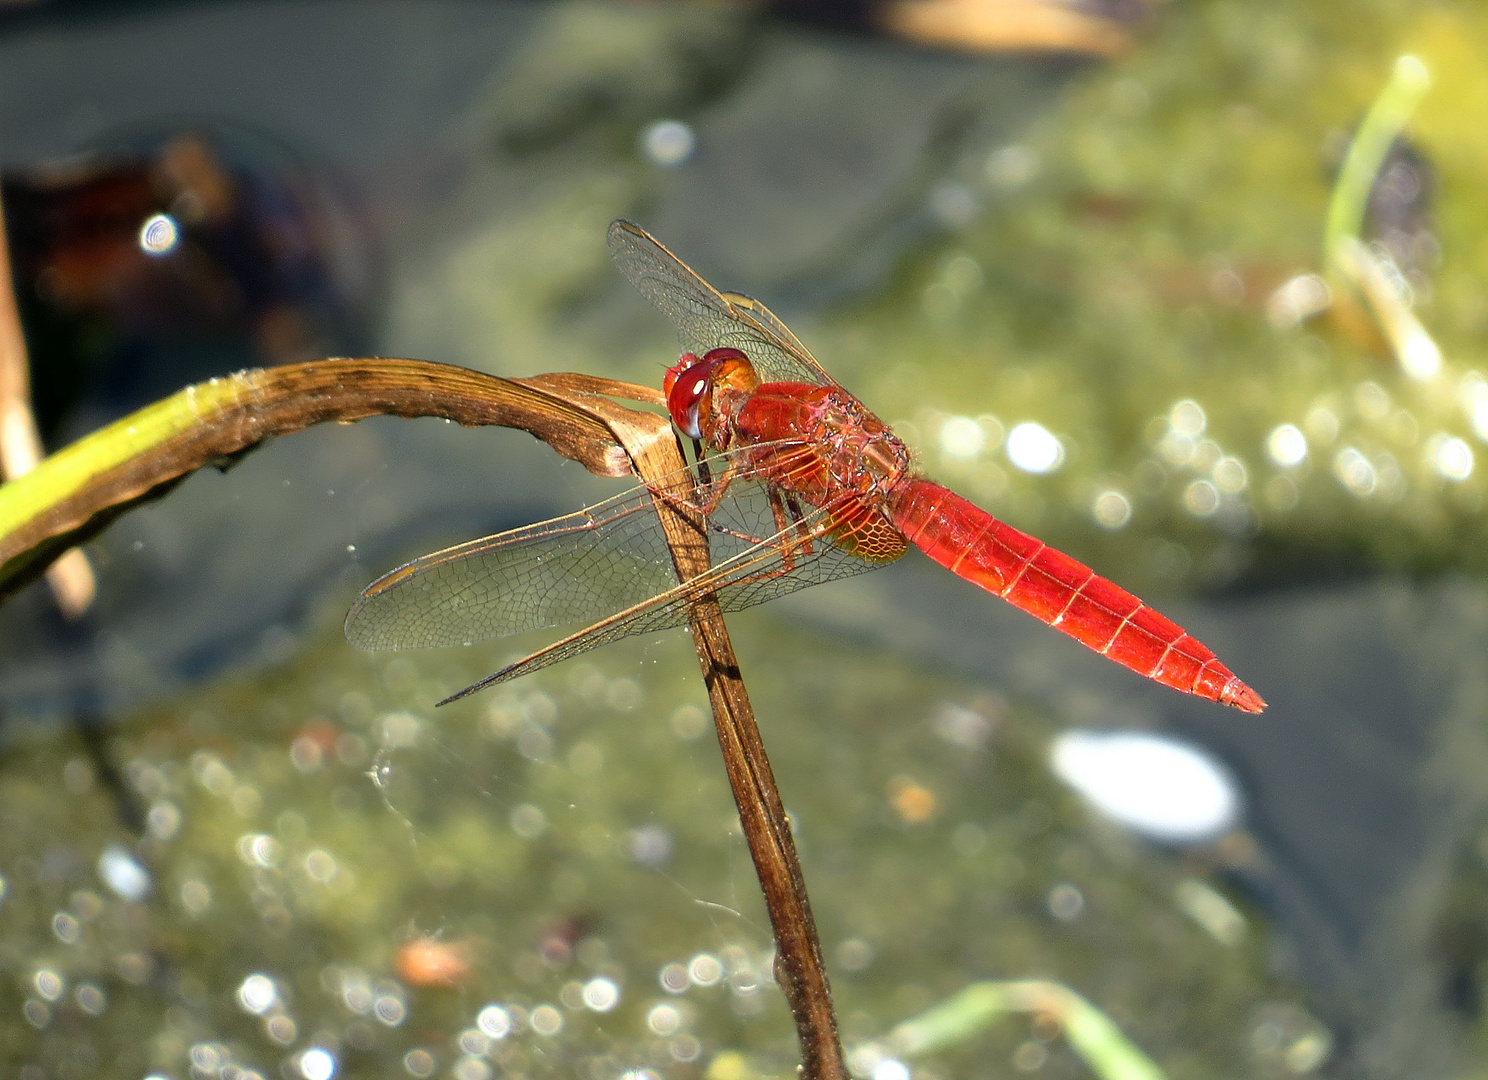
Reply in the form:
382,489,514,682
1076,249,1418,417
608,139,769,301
2,1,1487,1078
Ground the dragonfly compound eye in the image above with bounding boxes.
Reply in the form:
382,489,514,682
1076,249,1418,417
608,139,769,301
667,366,711,439
663,352,703,399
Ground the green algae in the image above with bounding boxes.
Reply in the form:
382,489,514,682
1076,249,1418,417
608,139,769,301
821,2,1488,594
0,602,1300,1079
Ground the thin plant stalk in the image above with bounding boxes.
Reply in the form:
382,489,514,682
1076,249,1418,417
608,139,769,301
1323,54,1430,273
531,376,848,1080
0,172,97,615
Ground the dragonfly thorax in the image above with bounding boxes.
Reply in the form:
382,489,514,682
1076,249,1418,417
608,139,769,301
808,390,915,496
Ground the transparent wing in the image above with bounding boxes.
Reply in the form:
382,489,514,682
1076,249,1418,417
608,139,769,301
607,219,838,387
346,483,679,652
344,448,889,655
438,491,902,701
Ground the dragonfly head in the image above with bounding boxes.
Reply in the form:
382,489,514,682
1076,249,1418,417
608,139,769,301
664,347,757,441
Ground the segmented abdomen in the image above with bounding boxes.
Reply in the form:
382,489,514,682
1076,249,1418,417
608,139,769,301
886,479,1264,712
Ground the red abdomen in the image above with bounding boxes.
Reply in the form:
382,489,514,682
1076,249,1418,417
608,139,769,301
886,479,1264,712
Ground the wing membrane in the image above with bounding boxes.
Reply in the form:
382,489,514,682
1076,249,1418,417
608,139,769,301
345,447,887,655
440,493,900,700
607,220,837,387
345,482,678,651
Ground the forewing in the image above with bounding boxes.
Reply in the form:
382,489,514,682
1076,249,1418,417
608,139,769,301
607,219,836,387
719,290,837,385
447,493,894,695
345,481,682,651
346,445,866,653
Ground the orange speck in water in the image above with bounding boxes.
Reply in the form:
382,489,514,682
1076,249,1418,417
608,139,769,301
889,777,937,824
394,938,471,988
293,718,340,754
1031,1011,1062,1041
288,719,340,771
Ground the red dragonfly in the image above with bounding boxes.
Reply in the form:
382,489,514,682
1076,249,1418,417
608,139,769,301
346,221,1264,713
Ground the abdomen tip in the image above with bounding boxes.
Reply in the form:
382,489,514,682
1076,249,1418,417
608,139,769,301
1222,680,1267,714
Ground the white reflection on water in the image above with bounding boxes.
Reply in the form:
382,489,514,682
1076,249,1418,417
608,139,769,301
1006,422,1063,474
640,120,695,167
1266,424,1308,467
1333,447,1378,497
298,1047,336,1080
1427,433,1473,480
98,845,151,901
1092,490,1132,529
938,415,985,460
138,212,180,256
1170,398,1207,437
1050,730,1240,844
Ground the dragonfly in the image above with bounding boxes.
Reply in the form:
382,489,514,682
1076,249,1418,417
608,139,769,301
346,221,1265,713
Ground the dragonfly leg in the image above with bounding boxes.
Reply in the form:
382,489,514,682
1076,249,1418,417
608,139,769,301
694,485,826,580
694,453,741,516
644,452,788,550
693,441,815,519
690,434,711,485
768,490,797,574
640,445,740,524
641,443,838,565
784,493,817,550
767,491,822,575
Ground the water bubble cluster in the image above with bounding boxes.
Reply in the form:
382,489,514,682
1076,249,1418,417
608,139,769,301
1148,399,1255,528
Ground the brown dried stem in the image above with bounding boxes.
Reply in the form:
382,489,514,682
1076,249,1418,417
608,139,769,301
0,360,645,601
533,377,848,1080
0,358,846,1077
